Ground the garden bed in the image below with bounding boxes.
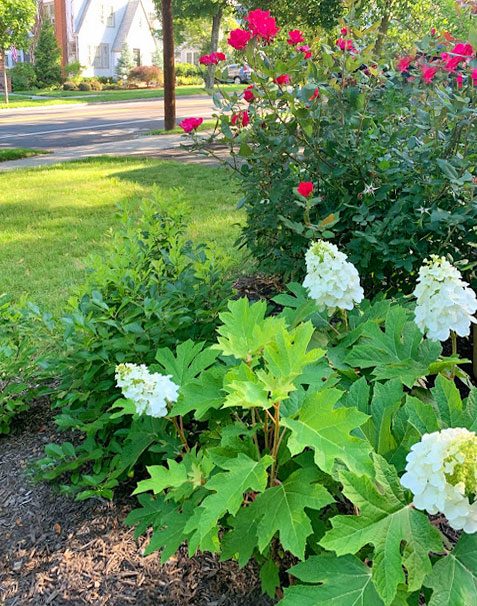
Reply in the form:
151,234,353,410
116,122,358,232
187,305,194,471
0,398,273,606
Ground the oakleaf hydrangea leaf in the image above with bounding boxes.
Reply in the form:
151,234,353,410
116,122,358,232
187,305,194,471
424,534,477,606
278,554,384,606
155,339,219,386
321,456,443,606
282,388,373,477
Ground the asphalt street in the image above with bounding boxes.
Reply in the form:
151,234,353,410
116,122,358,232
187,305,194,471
0,96,215,149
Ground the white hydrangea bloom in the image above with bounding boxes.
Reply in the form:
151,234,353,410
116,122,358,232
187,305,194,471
401,427,477,534
115,363,179,418
413,256,477,341
303,240,364,312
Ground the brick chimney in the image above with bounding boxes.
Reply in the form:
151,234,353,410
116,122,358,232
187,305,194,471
54,0,68,70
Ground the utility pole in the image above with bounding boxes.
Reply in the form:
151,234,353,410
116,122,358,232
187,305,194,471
161,0,176,131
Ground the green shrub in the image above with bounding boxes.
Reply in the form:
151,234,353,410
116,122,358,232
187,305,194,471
122,286,473,603
78,81,92,91
177,75,204,86
35,193,234,498
89,80,103,91
63,81,78,91
65,60,85,85
10,62,36,91
0,296,53,434
190,24,477,295
34,19,62,88
175,62,202,78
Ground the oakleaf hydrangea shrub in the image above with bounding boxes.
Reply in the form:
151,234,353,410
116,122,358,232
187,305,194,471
123,284,477,605
35,193,234,499
0,296,54,433
186,10,477,295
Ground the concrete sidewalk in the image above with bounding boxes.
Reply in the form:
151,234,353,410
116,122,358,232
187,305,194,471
0,133,204,171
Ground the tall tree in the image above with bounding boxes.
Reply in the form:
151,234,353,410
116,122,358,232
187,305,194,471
34,19,62,88
0,0,36,103
115,43,135,80
239,0,344,31
167,0,234,89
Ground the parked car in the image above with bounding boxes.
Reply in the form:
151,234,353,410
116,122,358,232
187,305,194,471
218,64,252,84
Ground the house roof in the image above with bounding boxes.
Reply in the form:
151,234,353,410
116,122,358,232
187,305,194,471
76,0,93,33
112,0,157,52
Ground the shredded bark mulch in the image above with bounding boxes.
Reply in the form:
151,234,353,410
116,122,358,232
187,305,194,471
0,399,274,606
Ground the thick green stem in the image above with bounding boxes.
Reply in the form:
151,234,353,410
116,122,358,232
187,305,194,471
170,416,190,452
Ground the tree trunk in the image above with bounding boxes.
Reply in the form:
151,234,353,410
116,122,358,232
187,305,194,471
375,10,391,57
1,52,8,105
161,0,176,130
206,7,223,90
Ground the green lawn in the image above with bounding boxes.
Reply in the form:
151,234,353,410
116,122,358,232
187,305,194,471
0,157,242,315
0,148,50,162
0,98,79,110
12,84,244,107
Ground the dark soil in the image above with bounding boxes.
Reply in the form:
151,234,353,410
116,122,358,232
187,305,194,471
0,399,274,606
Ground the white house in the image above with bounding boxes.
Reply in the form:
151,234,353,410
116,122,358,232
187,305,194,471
41,0,161,78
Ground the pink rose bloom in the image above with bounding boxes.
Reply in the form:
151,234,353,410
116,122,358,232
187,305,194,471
431,28,437,36
179,117,203,133
456,72,463,89
341,27,348,35
421,66,438,83
287,30,305,45
472,68,477,85
245,9,279,42
215,52,226,61
336,38,357,54
231,111,250,127
199,54,215,65
297,45,312,59
397,56,414,72
309,88,320,100
275,74,290,85
228,29,251,50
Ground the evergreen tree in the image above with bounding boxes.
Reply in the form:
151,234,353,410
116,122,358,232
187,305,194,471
34,20,62,88
152,47,163,68
115,43,135,79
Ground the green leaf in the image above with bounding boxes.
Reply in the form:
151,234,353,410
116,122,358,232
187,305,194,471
363,380,403,457
321,456,443,605
279,554,384,606
223,362,271,409
184,454,273,549
282,388,373,477
254,467,333,559
155,340,219,387
345,307,440,387
171,366,227,419
260,559,280,599
221,502,261,567
424,534,477,606
431,375,469,428
214,298,286,361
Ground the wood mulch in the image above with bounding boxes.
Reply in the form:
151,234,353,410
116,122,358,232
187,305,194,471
0,399,274,606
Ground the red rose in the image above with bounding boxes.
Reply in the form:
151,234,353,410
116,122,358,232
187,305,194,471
179,117,204,133
297,45,312,59
231,111,250,127
287,30,305,45
215,52,226,62
243,85,255,102
228,29,251,50
298,182,314,198
245,9,279,42
309,88,320,101
275,74,290,85
199,54,214,65
340,27,348,35
397,56,413,73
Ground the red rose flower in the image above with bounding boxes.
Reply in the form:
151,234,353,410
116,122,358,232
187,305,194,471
431,28,437,36
199,54,214,65
421,65,438,83
309,88,320,101
340,27,348,35
275,74,290,85
472,68,477,85
245,9,279,42
243,85,255,102
287,30,305,45
397,56,413,73
179,117,203,133
297,182,314,198
228,29,252,50
456,72,463,89
215,52,226,61
297,45,312,59
231,111,250,127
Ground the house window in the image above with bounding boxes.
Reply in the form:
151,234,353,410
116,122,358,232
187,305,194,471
133,48,141,66
186,52,192,64
193,52,200,65
107,6,115,27
43,3,55,24
91,44,110,69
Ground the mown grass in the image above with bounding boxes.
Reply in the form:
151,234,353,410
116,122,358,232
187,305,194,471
0,148,50,162
0,98,79,110
0,157,242,315
12,84,244,106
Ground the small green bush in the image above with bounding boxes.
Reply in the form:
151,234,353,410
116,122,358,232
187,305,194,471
177,75,204,86
78,82,92,91
89,80,103,91
10,62,36,91
63,81,78,91
36,192,234,498
175,62,202,78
